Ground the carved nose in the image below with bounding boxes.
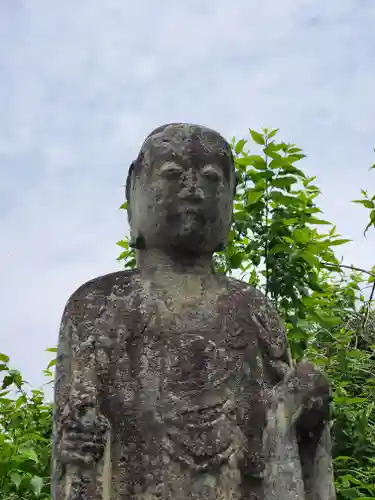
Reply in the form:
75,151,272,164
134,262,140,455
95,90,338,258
178,169,205,201
178,186,204,201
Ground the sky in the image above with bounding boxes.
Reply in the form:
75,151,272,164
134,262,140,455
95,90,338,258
1,0,375,391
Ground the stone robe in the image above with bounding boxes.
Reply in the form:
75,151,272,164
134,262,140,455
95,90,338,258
52,270,335,500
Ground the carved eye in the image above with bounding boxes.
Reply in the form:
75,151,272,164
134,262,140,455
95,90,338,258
159,162,183,178
202,165,222,181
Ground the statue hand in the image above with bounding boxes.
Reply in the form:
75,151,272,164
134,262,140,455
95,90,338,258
60,407,108,468
285,361,331,431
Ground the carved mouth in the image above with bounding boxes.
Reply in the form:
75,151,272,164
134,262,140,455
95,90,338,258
181,205,202,213
178,200,204,211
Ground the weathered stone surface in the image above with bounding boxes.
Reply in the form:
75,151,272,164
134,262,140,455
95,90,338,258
52,123,335,500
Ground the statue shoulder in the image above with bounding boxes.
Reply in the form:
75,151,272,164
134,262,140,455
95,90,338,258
224,277,289,361
62,269,139,325
224,276,274,309
55,270,140,395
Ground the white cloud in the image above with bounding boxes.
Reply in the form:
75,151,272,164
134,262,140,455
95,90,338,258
1,0,375,388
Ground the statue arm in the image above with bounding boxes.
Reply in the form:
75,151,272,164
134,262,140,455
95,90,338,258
250,288,292,382
52,284,110,500
251,288,331,427
251,288,335,500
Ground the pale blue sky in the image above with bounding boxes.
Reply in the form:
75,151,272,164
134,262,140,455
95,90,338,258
1,0,375,389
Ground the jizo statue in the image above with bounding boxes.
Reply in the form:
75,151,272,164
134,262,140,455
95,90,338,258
52,123,336,500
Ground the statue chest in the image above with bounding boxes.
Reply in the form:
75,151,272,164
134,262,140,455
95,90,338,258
103,291,265,429
128,295,260,396
98,286,270,483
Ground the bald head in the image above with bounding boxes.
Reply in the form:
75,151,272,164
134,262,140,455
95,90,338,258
125,123,236,254
126,123,236,205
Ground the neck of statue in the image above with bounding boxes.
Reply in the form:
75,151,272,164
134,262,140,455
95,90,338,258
136,247,215,280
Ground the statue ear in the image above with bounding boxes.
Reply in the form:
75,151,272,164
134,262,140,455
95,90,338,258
214,213,233,253
128,203,147,250
129,232,147,249
214,241,226,253
125,162,136,220
126,161,148,250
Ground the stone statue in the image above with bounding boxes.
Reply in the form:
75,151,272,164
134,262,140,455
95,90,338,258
52,123,336,500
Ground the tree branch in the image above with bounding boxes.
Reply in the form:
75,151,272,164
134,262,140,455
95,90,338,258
322,262,375,279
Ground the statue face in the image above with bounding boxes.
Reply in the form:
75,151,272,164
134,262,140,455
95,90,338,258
128,124,236,255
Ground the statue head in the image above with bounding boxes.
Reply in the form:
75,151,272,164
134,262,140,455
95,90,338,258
125,123,236,256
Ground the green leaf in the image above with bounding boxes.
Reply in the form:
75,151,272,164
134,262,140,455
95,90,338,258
247,190,263,205
353,199,375,209
281,164,306,178
307,217,331,225
119,202,128,210
116,250,129,261
286,153,306,163
236,155,266,168
124,257,136,270
116,239,129,249
267,128,279,139
0,353,9,363
2,374,13,389
229,253,244,269
312,311,341,327
249,129,265,145
16,393,27,408
19,447,39,463
252,159,268,170
263,148,282,161
282,218,299,226
268,244,291,254
45,347,57,353
9,369,22,388
30,476,44,497
363,210,375,235
330,238,351,246
47,359,56,369
338,488,361,499
271,176,297,188
9,472,22,490
333,456,354,464
264,142,284,152
270,191,300,206
364,221,373,236
268,158,284,169
298,251,320,267
235,139,247,154
293,228,311,244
